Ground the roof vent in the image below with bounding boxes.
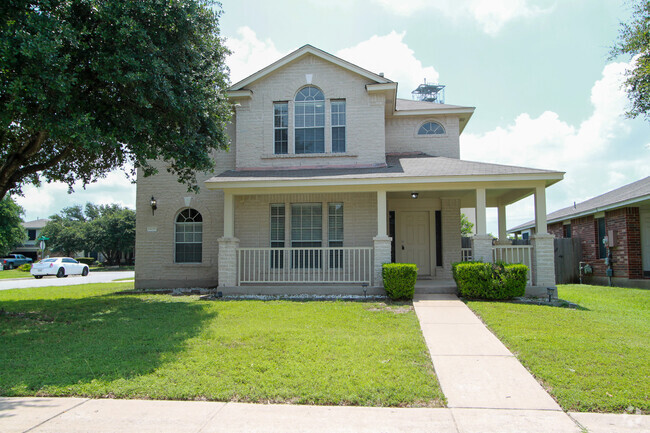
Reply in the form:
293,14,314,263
379,72,384,77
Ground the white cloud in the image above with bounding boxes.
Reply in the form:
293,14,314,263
15,170,135,222
224,26,287,84
462,58,650,232
371,0,551,35
336,31,439,98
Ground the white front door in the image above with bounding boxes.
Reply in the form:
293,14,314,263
641,209,650,276
397,211,431,276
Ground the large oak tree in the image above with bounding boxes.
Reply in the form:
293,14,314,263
612,0,650,121
0,0,232,200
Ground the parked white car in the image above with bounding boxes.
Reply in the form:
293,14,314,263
31,257,90,279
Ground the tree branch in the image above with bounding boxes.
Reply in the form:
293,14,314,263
0,131,49,199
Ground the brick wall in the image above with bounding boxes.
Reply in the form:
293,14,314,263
552,208,643,279
385,116,460,158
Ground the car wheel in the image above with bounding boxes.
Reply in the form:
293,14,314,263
34,276,43,279
82,267,89,276
8,263,14,270
56,267,65,278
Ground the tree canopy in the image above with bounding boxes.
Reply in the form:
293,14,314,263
461,212,474,237
0,197,25,256
0,0,232,200
611,0,650,120
42,202,135,264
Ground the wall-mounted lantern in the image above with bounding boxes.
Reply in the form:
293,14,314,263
411,192,419,199
150,196,157,216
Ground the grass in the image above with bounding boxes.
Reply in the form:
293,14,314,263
466,284,650,413
0,269,31,280
111,277,134,281
0,283,443,407
89,266,134,272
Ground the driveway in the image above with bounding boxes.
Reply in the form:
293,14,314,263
0,271,134,291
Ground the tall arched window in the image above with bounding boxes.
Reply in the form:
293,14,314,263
175,208,202,263
295,86,325,153
418,121,445,135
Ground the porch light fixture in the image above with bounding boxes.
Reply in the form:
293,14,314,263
150,196,157,216
411,192,419,199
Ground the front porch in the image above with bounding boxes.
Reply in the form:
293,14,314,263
207,155,563,296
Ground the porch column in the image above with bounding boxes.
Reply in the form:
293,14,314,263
531,184,556,293
473,187,493,262
218,191,239,288
373,190,391,287
497,204,508,244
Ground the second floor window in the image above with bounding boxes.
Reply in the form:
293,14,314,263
274,103,288,154
418,121,445,135
295,86,325,154
331,100,346,153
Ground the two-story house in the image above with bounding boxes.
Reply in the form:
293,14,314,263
135,45,563,296
11,218,49,261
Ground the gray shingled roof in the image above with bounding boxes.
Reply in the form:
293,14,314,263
509,176,650,232
395,99,472,111
208,153,560,183
23,219,49,229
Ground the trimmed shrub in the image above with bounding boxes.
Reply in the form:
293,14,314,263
382,263,418,300
76,257,96,266
452,261,527,300
18,263,32,272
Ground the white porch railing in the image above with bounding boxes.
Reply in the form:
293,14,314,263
492,245,533,284
461,248,473,262
237,247,373,285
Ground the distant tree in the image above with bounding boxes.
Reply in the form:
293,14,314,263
85,206,136,265
42,203,135,264
461,212,474,236
0,197,25,256
611,0,650,120
0,0,232,200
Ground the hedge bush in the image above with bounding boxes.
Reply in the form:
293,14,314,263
76,257,96,266
452,261,527,300
18,263,32,272
382,263,418,300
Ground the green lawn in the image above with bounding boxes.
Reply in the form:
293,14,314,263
466,284,649,413
0,283,443,407
0,269,31,279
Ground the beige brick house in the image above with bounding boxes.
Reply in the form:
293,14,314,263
135,45,563,296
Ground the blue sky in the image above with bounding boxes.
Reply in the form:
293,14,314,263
16,0,650,233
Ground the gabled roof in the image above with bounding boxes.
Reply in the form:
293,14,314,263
395,98,475,133
229,44,392,91
22,219,49,229
509,176,650,232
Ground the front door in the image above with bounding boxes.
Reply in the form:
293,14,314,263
397,211,431,276
641,209,650,277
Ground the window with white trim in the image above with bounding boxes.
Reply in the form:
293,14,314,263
294,87,325,154
273,103,288,154
175,209,202,263
331,100,346,153
291,203,322,268
418,121,445,135
270,204,285,268
328,203,343,268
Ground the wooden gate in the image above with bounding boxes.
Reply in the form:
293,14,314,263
554,237,582,284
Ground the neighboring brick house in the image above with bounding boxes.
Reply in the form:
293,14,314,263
135,45,564,295
509,177,650,288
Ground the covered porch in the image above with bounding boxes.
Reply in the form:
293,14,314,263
205,155,563,296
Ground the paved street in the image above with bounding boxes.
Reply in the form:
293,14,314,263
0,271,134,291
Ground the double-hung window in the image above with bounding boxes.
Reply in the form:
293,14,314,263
175,209,203,263
294,87,325,154
331,100,346,153
291,203,322,268
270,204,285,268
274,102,288,154
597,218,607,259
328,203,343,268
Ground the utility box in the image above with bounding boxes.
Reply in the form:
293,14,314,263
608,230,616,247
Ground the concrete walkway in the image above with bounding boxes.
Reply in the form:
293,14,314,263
2,397,648,433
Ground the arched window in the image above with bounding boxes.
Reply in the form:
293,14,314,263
175,208,202,263
295,86,325,154
418,121,445,135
